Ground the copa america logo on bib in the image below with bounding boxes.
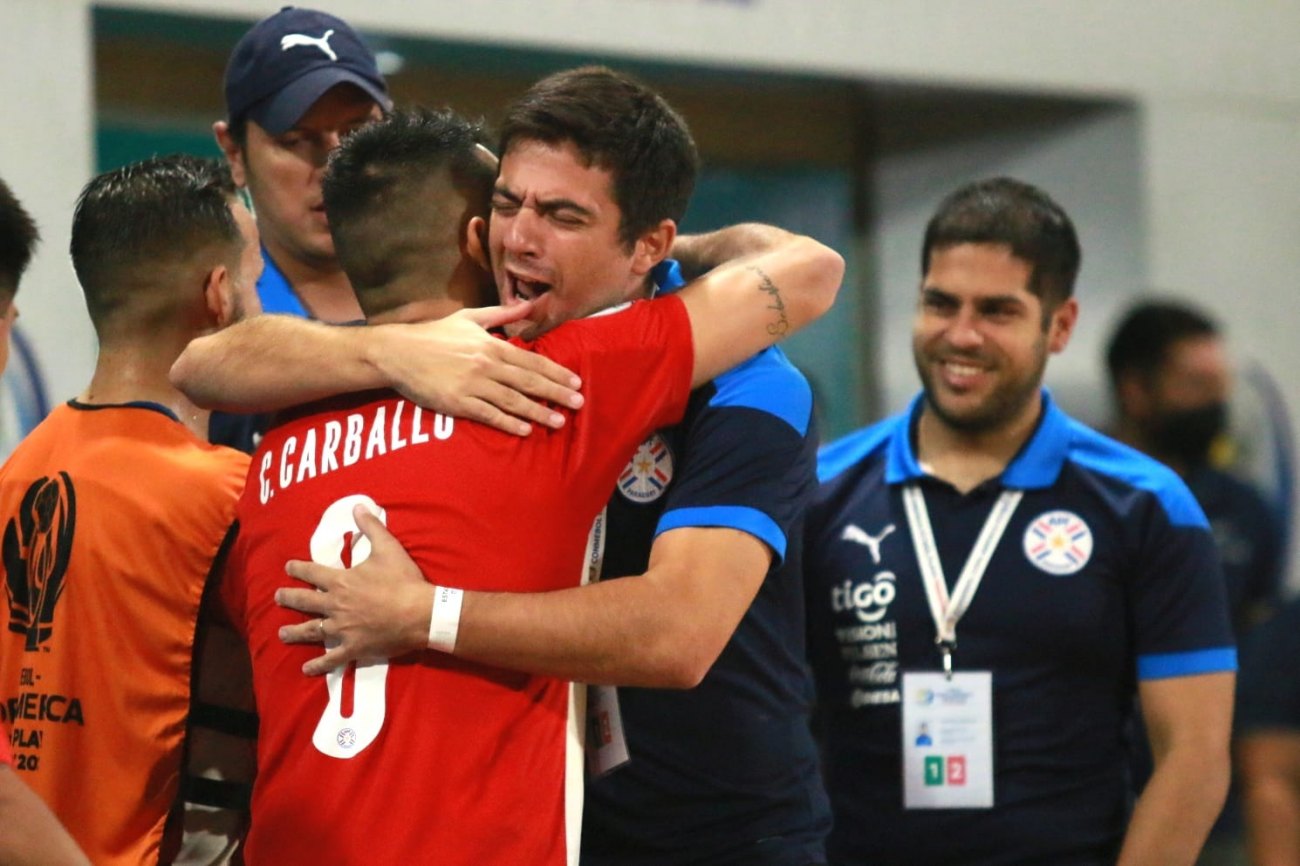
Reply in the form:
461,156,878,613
1022,510,1093,575
617,434,674,503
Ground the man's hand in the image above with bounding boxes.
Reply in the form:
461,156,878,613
278,506,433,675
374,304,584,436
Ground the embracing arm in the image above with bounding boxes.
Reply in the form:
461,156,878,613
677,233,842,389
279,510,769,686
170,306,583,435
672,223,800,280
1117,672,1234,866
0,766,91,866
455,527,769,686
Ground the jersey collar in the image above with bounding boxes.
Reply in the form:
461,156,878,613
255,247,310,318
885,388,1070,490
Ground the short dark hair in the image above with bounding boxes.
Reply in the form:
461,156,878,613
0,177,40,297
323,106,496,313
1105,300,1218,388
499,65,699,248
922,177,1081,310
70,154,239,330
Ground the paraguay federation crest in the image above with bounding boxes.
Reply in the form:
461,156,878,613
617,434,674,503
1022,509,1093,576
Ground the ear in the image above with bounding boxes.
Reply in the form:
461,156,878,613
465,215,490,273
1046,297,1078,354
629,219,677,278
213,121,248,189
203,264,237,329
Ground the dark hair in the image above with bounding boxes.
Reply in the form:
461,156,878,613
1105,300,1218,388
322,106,496,311
70,154,239,329
922,177,1081,310
0,177,40,296
499,65,699,248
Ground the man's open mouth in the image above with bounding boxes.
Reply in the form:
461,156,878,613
508,271,553,302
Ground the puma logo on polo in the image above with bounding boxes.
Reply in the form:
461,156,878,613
281,29,338,61
841,522,895,565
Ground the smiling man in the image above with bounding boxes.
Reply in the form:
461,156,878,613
806,177,1236,866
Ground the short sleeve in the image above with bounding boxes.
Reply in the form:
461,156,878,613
654,349,816,563
1130,490,1237,680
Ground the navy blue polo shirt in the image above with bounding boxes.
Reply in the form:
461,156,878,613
806,391,1236,866
581,264,830,866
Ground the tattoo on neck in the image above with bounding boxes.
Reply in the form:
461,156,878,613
746,265,790,336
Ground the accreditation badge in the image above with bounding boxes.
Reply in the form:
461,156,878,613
586,684,630,776
901,671,994,808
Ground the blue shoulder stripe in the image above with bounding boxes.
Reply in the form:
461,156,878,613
1066,421,1209,529
1137,647,1237,680
817,417,899,483
707,346,813,437
656,505,788,561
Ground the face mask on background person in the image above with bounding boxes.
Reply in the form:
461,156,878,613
1149,401,1228,468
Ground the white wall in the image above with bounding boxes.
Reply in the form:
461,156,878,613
0,1,97,408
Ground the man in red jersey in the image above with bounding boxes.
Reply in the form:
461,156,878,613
217,105,839,866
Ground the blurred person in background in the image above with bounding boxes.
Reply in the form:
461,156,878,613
806,177,1235,866
1107,300,1284,635
1107,300,1286,866
0,156,260,865
0,176,90,866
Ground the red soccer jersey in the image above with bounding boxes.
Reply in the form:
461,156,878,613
224,297,694,866
1,727,10,766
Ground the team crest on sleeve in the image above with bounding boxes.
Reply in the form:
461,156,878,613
617,434,674,503
1022,510,1093,575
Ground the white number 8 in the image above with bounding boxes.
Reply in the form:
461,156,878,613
309,494,390,759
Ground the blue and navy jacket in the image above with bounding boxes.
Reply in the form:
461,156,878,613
806,391,1236,866
581,262,831,866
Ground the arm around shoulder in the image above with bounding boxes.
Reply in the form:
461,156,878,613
677,233,843,389
0,765,91,866
171,315,384,412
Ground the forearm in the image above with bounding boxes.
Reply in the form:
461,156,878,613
1117,746,1229,866
0,767,91,866
672,223,797,280
456,574,719,688
171,315,388,412
1244,775,1300,866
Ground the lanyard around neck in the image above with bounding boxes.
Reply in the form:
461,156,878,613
902,485,1023,677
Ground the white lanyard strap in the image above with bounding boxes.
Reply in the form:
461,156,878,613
902,485,1023,672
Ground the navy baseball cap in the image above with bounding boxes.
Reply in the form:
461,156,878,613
224,6,392,135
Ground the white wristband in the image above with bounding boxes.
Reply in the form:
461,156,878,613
427,586,464,653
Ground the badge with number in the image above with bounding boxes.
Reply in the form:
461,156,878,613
900,671,994,808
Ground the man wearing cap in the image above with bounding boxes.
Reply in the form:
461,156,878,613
211,7,568,452
214,6,390,325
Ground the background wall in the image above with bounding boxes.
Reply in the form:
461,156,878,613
1,0,1296,573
